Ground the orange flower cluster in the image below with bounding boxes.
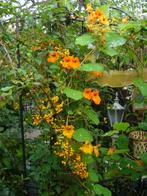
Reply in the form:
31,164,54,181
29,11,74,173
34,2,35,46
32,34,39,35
72,154,88,179
80,142,101,157
83,88,101,105
55,140,74,161
54,47,70,58
60,56,80,69
86,4,109,29
47,51,60,63
33,114,42,125
43,112,54,124
55,140,88,179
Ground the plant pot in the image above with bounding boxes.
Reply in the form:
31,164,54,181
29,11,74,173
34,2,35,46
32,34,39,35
129,131,147,159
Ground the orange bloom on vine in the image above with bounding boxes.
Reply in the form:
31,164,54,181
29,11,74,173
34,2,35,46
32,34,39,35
47,51,59,63
91,90,101,105
95,9,104,18
61,56,80,69
83,88,92,100
83,88,101,105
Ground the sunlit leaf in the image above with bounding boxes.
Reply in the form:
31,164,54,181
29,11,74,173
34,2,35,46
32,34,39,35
75,33,96,46
73,128,93,142
64,88,83,100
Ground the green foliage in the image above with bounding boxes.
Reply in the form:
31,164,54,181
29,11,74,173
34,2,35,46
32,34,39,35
75,34,96,46
64,87,83,100
79,63,104,72
85,108,100,125
92,184,112,196
134,78,147,97
113,122,130,131
73,128,93,142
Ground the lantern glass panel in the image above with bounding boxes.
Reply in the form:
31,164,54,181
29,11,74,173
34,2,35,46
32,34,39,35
107,108,125,127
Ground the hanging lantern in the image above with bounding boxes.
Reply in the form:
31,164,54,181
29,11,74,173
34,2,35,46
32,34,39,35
107,92,125,127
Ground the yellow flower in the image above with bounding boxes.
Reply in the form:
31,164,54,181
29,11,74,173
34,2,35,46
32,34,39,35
62,125,75,139
86,3,93,13
55,102,63,113
122,16,129,23
43,113,53,124
51,96,59,104
33,114,42,125
107,147,115,155
99,16,109,25
93,144,101,157
80,142,93,154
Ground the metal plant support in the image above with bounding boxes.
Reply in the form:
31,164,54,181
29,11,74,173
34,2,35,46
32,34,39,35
16,17,27,178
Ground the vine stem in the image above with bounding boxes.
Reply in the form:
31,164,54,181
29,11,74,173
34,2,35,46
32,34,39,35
110,6,134,20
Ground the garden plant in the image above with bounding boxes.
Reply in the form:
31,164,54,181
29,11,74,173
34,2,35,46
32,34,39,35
0,0,147,195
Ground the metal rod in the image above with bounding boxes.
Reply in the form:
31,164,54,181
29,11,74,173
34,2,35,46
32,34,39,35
16,17,27,178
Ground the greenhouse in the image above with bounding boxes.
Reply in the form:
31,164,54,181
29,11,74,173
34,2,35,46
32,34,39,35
0,0,147,195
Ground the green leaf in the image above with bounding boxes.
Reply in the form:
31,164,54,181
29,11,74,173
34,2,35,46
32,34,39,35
114,149,129,154
86,108,99,125
88,169,100,182
93,184,112,196
105,32,126,48
99,5,109,17
73,128,93,142
102,130,119,137
79,63,104,72
64,88,83,100
75,33,96,46
116,135,129,149
102,48,118,57
1,86,13,92
138,122,147,131
118,22,141,32
133,78,147,97
113,122,130,131
82,154,95,164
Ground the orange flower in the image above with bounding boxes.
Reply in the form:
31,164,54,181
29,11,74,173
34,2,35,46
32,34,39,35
61,56,80,69
47,51,59,63
91,90,101,105
62,125,75,139
83,88,92,100
95,9,104,18
100,16,109,25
